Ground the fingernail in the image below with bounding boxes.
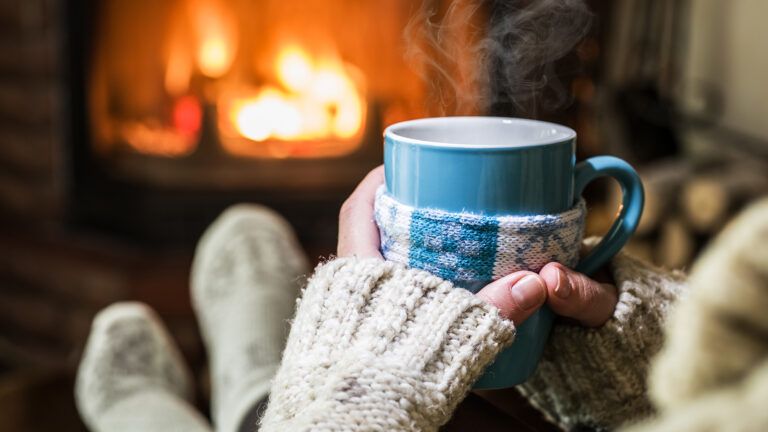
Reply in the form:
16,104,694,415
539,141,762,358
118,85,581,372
554,267,572,299
511,275,546,310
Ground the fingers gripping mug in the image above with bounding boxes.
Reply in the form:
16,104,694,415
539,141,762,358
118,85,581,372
375,117,644,389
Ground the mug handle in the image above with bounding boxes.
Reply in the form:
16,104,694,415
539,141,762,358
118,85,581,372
573,156,645,276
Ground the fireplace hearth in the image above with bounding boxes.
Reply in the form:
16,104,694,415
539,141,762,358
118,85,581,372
65,0,451,245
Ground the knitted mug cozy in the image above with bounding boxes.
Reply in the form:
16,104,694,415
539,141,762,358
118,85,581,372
374,186,587,288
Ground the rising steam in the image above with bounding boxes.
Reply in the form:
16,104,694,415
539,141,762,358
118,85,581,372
404,0,592,116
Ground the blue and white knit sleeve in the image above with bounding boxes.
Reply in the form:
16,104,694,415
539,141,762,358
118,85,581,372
374,186,587,290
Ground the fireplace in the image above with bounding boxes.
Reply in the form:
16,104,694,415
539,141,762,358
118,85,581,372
65,0,459,245
0,1,615,429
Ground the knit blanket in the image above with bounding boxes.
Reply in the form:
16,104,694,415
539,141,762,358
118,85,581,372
374,186,587,289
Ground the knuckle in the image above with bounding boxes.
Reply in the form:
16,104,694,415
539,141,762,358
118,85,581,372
569,273,597,311
571,273,592,294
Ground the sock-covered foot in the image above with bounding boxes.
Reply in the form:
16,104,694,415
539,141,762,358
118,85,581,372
75,302,210,432
191,204,309,432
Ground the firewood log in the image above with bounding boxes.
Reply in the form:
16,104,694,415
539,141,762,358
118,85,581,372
681,161,768,233
656,215,695,269
609,159,693,235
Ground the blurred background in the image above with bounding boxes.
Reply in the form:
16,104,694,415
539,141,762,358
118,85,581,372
0,0,766,430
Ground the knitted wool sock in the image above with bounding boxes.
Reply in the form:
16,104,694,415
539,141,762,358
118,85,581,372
75,302,211,432
260,258,516,431
191,204,309,432
374,186,587,288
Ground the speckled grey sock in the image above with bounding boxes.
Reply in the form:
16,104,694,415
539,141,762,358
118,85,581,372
75,302,211,432
191,204,309,432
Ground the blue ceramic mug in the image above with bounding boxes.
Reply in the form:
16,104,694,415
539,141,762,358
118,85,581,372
382,116,644,389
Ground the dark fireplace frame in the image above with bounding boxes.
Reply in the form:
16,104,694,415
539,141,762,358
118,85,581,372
60,0,605,248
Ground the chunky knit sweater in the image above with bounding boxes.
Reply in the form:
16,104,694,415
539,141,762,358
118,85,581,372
260,258,516,431
261,199,768,432
259,251,684,431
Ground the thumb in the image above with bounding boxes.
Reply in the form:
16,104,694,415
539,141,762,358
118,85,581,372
475,271,547,324
539,262,618,327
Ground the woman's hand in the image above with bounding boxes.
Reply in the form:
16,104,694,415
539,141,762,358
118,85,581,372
338,166,618,327
476,263,618,327
337,166,386,260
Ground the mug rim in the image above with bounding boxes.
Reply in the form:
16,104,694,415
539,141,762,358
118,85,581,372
384,116,576,150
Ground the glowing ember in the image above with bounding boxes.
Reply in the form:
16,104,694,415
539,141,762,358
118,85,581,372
173,95,202,136
121,123,197,157
228,47,365,144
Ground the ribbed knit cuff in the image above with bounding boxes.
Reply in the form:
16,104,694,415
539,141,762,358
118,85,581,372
260,257,516,432
517,251,687,431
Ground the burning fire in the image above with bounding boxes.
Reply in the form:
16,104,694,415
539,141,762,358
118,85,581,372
104,0,368,158
192,0,237,79
225,46,365,148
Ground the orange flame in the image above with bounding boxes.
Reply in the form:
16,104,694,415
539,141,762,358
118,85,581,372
191,0,237,78
227,46,365,147
164,24,193,95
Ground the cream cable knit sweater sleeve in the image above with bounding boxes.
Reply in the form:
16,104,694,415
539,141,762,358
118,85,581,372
517,251,687,431
259,258,516,431
261,253,686,431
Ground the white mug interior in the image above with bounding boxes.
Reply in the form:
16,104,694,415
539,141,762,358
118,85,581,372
385,116,576,148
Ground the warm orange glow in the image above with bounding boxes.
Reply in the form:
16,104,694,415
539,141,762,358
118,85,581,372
199,37,230,77
231,87,300,141
173,95,202,136
192,0,236,78
121,122,197,157
277,47,314,93
165,43,193,95
227,47,365,147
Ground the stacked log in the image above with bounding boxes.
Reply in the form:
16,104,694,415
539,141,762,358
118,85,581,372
681,161,768,234
610,157,768,270
635,159,694,235
656,216,695,270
